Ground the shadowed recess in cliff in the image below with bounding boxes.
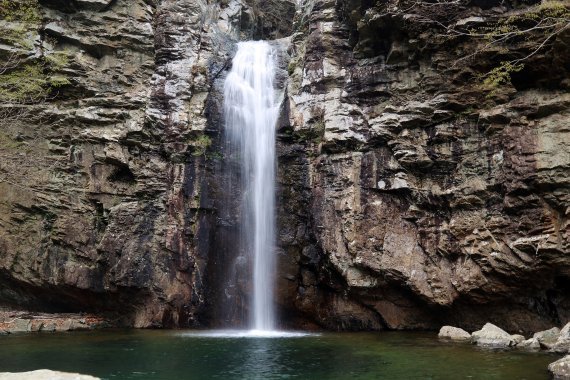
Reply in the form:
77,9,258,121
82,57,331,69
236,0,297,40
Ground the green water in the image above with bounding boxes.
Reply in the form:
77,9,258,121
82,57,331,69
0,330,560,379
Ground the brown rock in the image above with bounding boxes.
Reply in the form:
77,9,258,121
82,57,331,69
0,0,568,333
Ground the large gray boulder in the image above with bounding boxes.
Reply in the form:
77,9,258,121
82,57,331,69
0,370,100,380
438,326,471,341
548,355,570,380
471,323,515,348
534,327,561,349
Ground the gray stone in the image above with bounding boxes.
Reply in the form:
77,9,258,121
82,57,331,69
534,327,561,349
511,334,526,345
471,323,515,348
518,338,541,350
553,323,570,353
548,355,570,380
11,319,30,333
438,326,471,341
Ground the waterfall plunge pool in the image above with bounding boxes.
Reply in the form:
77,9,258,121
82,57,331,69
0,329,559,379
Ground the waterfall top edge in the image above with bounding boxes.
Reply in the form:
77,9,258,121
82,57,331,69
177,330,317,338
236,40,272,46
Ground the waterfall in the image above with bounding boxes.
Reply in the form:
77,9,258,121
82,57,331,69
223,41,279,331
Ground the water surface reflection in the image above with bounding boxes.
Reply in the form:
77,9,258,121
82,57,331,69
0,330,559,380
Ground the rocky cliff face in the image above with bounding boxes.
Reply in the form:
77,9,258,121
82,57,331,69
276,0,570,332
0,0,568,331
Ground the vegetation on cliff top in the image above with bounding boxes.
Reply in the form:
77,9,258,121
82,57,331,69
376,0,569,94
468,0,570,94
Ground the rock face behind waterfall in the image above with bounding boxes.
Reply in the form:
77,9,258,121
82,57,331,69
0,0,568,331
0,0,295,328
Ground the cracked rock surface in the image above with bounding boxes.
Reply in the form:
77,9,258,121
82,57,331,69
0,0,568,331
275,0,570,331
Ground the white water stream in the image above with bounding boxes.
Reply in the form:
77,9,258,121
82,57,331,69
223,41,279,331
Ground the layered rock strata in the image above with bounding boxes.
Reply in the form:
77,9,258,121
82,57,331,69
275,0,570,332
0,0,295,328
0,309,107,334
0,0,568,331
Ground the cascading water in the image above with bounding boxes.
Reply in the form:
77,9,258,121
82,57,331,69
223,41,279,332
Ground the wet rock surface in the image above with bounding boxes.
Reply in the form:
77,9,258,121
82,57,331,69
0,0,568,331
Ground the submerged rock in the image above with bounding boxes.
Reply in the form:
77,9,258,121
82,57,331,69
0,370,100,379
548,355,570,380
438,326,471,341
471,323,515,348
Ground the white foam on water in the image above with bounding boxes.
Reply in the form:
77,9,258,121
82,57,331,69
177,330,316,339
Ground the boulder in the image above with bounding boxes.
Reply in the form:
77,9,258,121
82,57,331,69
471,323,515,348
518,338,541,350
438,326,471,341
511,334,525,345
0,370,100,379
548,355,570,380
534,327,561,349
553,323,570,353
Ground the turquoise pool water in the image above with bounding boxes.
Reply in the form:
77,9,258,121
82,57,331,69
0,330,560,379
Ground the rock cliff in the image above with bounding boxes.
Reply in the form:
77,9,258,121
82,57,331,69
0,0,568,331
277,0,570,332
